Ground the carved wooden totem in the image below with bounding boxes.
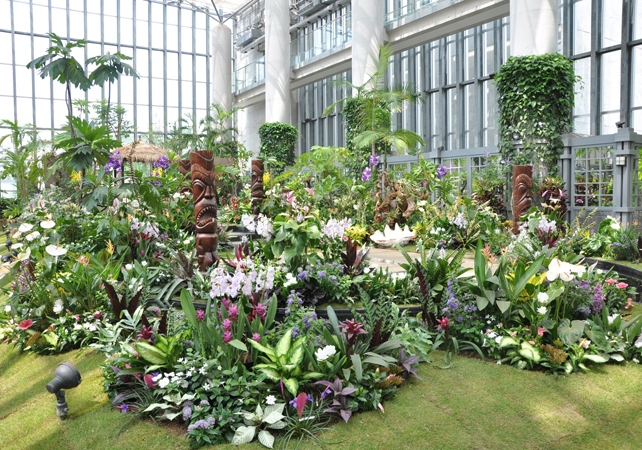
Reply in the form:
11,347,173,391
250,159,264,216
190,151,218,271
512,165,533,234
179,159,191,195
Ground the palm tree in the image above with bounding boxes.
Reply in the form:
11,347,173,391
27,33,91,136
86,52,139,133
324,44,425,163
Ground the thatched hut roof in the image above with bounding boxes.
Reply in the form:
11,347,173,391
114,140,168,164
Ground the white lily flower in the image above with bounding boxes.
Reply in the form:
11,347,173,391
45,245,68,257
546,257,586,282
18,223,34,233
26,231,41,241
40,220,56,229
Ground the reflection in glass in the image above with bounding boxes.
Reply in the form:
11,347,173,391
573,0,591,55
601,0,622,48
573,57,591,134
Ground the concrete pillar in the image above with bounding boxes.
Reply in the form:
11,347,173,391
265,0,290,124
351,0,385,89
211,23,232,110
510,0,558,56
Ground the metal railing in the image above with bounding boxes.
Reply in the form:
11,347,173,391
384,0,443,24
235,57,265,91
290,12,351,66
384,128,642,227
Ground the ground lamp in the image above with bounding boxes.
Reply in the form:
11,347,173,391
46,361,82,419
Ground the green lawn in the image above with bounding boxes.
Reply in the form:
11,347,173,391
2,343,642,450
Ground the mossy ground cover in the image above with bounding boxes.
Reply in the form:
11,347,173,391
2,343,641,450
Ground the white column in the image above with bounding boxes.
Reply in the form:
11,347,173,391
351,0,385,88
265,0,290,123
510,0,558,56
211,22,232,110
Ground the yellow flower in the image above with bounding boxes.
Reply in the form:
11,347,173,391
151,168,163,177
263,172,271,185
70,171,82,182
106,240,114,255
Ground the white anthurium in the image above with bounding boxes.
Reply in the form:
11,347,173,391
40,220,56,229
315,345,337,362
11,243,23,250
537,306,547,315
546,257,586,282
18,223,34,233
45,244,68,257
537,292,549,304
25,231,41,242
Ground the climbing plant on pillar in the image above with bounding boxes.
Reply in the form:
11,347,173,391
494,53,578,176
258,122,298,175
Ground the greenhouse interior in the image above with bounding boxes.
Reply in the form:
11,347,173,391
1,0,642,449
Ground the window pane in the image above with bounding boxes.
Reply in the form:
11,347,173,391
151,78,164,106
601,0,622,48
573,0,591,55
51,8,67,37
13,2,30,33
635,0,642,40
167,25,178,51
87,14,102,43
136,20,148,47
70,11,85,40
35,98,51,129
181,26,193,53
600,50,620,113
633,46,642,108
137,77,149,105
463,30,475,81
120,18,133,46
33,5,50,35
573,57,591,134
0,2,11,30
0,64,13,96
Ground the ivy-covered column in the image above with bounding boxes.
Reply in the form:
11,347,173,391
510,0,558,56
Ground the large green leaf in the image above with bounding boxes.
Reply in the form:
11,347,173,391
232,426,256,446
282,377,299,396
275,328,293,358
558,319,585,347
258,430,275,448
135,341,167,366
248,339,276,360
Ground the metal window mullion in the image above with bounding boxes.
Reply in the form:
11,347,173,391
192,8,196,129
590,0,600,134
177,5,182,124
439,37,446,150
100,0,105,100
456,31,464,150
163,2,167,135
148,0,152,136
620,0,632,126
29,0,36,127
132,0,137,140
205,14,210,115
475,25,483,147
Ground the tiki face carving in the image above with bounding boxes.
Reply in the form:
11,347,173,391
250,159,264,216
190,151,218,270
512,165,533,234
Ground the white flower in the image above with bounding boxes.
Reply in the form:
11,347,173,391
494,336,502,344
18,223,34,233
40,220,56,229
315,345,337,362
124,263,133,271
26,231,41,241
537,306,547,315
53,300,64,314
4,305,11,313
45,245,67,257
633,358,640,364
496,360,502,365
283,272,297,288
537,292,549,304
546,257,586,282
141,261,148,267
172,192,181,199
10,243,23,250
265,395,276,405
608,314,620,325
158,377,170,388
131,200,140,208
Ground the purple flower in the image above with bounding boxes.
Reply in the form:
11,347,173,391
292,327,300,338
196,310,205,322
436,165,447,179
577,306,591,316
592,284,605,314
105,151,123,174
297,271,308,281
369,154,379,167
182,405,193,421
228,304,239,321
153,155,170,170
361,167,372,182
251,332,261,342
222,318,232,330
318,270,326,279
321,387,331,399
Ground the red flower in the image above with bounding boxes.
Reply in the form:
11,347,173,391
18,319,33,330
437,316,450,331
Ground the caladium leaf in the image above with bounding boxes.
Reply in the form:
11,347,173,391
232,426,256,445
258,430,275,448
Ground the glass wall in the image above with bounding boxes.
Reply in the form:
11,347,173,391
0,0,213,141
566,0,642,134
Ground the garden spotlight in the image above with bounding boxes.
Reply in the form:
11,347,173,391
46,361,82,420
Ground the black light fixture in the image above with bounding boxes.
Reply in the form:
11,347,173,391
615,120,626,129
46,361,82,419
511,131,522,141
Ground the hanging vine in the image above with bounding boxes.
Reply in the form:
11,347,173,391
494,53,578,176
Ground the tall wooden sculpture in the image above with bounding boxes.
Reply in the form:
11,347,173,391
190,151,218,271
251,159,264,216
512,165,533,234
179,159,191,195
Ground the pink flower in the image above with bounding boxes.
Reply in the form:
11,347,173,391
222,318,232,330
616,282,629,289
223,330,233,343
18,319,33,330
251,333,261,342
605,278,617,285
305,188,314,196
537,327,546,337
529,340,536,345
228,304,239,321
144,373,157,389
93,310,102,320
196,310,205,321
222,298,231,308
254,303,266,320
625,298,633,309
436,316,450,332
